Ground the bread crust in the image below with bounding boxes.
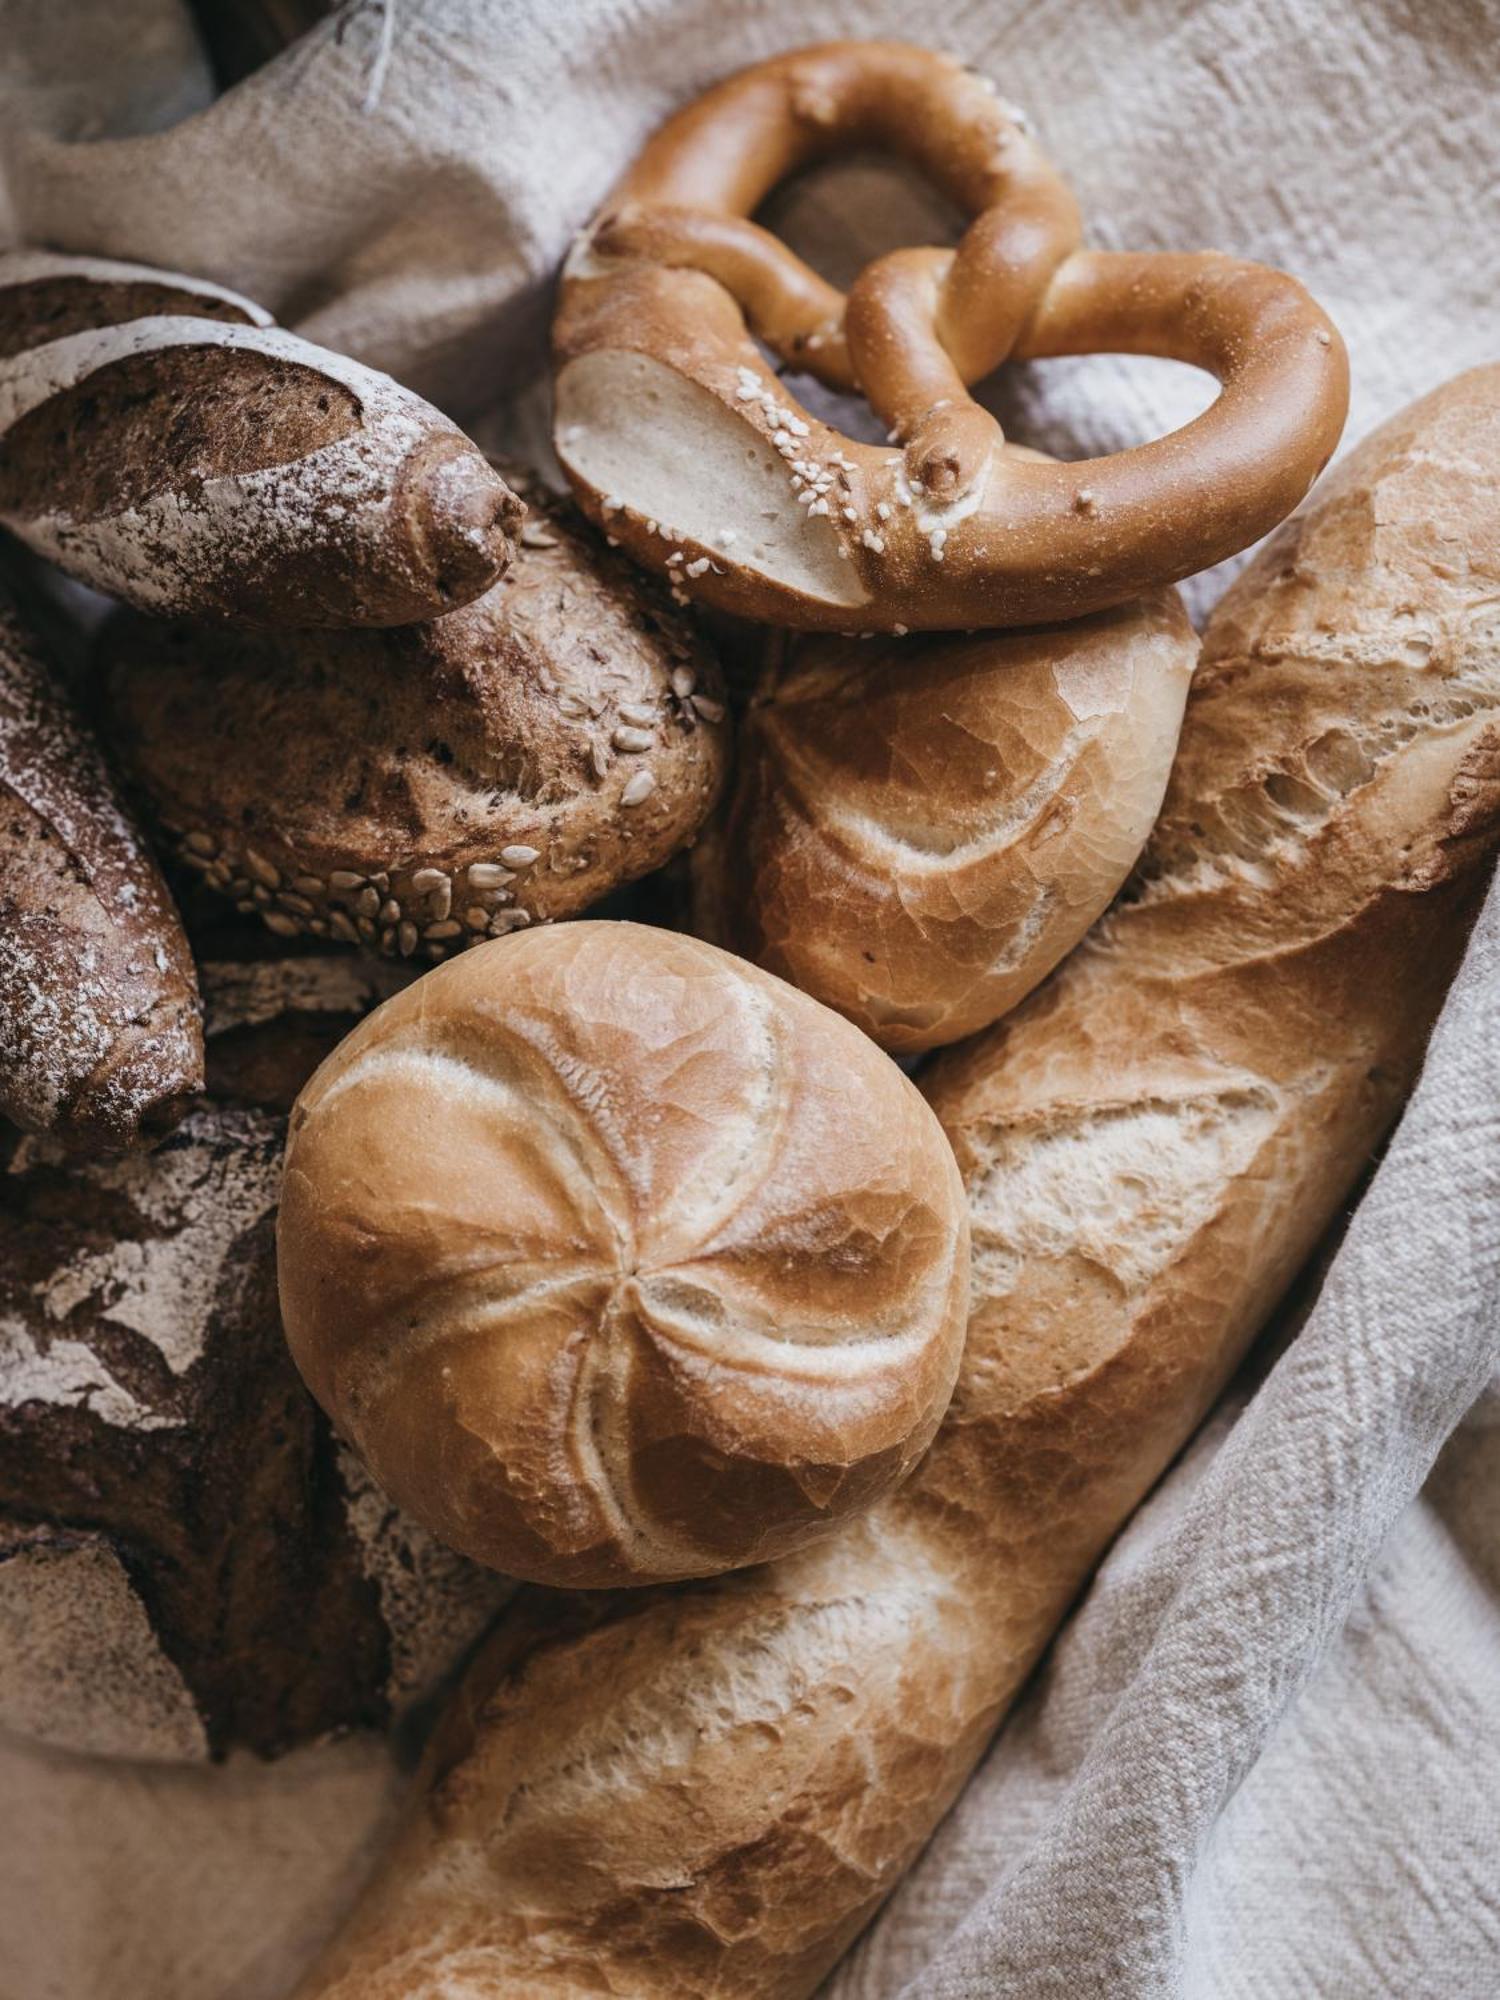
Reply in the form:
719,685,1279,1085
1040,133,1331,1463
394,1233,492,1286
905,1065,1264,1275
0,950,511,1762
553,42,1347,630
293,367,1500,1996
100,490,729,961
695,589,1195,1051
0,250,521,625
278,922,970,1588
0,572,201,1149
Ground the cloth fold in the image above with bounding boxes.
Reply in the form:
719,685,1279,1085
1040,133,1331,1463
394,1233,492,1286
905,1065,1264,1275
2,2,1499,1995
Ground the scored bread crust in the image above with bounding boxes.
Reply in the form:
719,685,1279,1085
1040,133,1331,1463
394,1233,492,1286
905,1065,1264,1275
100,489,730,963
0,250,521,625
694,589,1195,1052
292,366,1500,1997
0,950,512,1763
278,923,970,1589
0,574,201,1150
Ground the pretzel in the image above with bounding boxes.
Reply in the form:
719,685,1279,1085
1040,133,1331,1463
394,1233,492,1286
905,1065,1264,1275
552,41,1350,631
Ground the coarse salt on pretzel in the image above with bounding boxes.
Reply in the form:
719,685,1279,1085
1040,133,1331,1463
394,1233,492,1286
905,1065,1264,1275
552,40,1350,631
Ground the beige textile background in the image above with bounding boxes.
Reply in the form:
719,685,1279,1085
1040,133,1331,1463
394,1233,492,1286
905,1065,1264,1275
2,2,1499,1995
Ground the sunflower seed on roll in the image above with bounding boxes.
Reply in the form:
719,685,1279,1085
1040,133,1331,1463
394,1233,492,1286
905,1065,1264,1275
97,487,730,961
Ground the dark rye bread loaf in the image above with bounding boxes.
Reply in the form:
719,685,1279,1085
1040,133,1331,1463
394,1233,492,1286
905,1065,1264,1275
0,568,201,1150
0,250,522,625
98,486,730,962
0,950,512,1762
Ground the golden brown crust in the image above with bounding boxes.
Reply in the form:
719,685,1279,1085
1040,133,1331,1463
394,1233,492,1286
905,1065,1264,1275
277,922,970,1589
0,573,201,1150
293,367,1500,1999
694,589,1196,1051
553,41,1348,631
99,490,730,961
0,250,521,625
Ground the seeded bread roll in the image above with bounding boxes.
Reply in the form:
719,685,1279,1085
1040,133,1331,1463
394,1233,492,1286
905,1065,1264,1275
0,569,201,1149
293,367,1500,1998
0,950,512,1762
99,489,729,962
693,592,1195,1052
278,922,970,1588
0,250,521,625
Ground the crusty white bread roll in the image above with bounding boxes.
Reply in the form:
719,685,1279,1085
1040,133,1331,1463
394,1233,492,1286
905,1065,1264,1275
0,250,521,625
99,484,729,962
278,923,969,1588
0,571,201,1149
693,590,1195,1052
292,365,1500,1999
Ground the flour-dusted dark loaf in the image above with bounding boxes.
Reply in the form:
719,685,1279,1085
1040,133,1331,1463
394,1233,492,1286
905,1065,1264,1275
0,571,201,1149
99,487,729,959
0,950,512,1762
292,368,1500,1998
0,250,522,625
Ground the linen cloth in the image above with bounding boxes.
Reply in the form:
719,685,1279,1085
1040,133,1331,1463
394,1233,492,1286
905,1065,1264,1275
2,2,1499,1995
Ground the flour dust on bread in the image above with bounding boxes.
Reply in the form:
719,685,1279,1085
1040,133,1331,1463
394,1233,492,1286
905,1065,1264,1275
292,367,1500,1997
278,923,970,1589
0,949,512,1763
694,588,1196,1052
0,250,522,625
0,570,201,1150
100,485,729,962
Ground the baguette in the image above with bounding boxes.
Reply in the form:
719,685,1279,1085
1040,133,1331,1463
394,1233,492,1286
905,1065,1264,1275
0,570,201,1149
294,366,1500,1997
0,251,521,625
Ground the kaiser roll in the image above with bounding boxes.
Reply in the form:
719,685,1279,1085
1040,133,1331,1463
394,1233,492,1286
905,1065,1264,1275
277,922,970,1588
